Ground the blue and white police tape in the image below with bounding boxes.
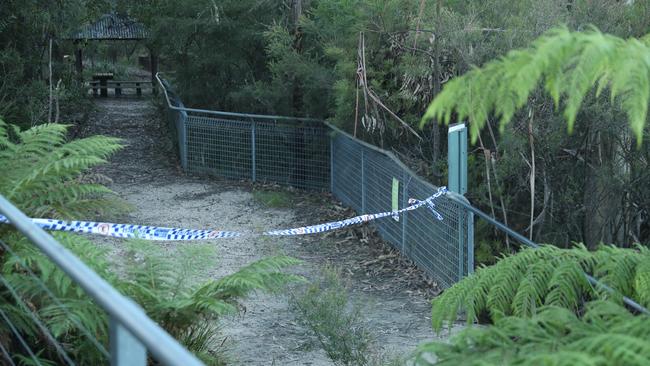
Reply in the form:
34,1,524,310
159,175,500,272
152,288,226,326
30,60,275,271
0,187,447,240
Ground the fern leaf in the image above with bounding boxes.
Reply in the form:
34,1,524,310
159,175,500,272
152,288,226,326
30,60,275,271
633,254,650,307
421,26,650,144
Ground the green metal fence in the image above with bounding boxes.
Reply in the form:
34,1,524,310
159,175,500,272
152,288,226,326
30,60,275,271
156,73,649,315
157,74,473,288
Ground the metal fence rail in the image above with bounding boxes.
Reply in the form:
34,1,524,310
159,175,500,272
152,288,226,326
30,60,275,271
157,73,473,288
0,195,204,366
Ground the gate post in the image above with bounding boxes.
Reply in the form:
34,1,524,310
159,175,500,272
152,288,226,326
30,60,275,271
448,123,473,276
447,123,467,195
251,121,257,182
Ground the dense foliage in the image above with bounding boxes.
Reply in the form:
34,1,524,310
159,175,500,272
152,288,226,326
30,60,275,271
430,244,650,331
4,0,650,256
417,300,650,366
0,121,302,364
0,0,108,127
120,0,650,255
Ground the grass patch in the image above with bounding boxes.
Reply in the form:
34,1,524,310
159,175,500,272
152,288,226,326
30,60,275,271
252,189,293,208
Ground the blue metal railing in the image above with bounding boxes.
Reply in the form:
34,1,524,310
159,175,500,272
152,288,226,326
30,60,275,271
0,195,204,366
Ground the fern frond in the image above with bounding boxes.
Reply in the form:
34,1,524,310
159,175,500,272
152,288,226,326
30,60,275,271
633,253,650,307
544,260,591,311
421,26,650,144
512,261,554,317
567,334,650,365
430,268,484,331
207,255,304,298
0,122,124,218
594,245,642,299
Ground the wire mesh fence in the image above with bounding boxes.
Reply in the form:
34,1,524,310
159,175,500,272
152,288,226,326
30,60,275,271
183,113,330,190
330,126,473,287
157,74,473,289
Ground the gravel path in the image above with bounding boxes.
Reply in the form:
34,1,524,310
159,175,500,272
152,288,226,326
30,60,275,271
81,97,457,365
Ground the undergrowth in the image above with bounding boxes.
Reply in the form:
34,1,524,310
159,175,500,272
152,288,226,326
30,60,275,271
290,266,374,366
252,189,293,208
430,244,650,332
0,120,304,364
417,300,650,366
121,240,304,365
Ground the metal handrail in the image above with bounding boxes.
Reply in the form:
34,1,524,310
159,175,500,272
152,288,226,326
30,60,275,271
155,72,322,123
0,195,204,366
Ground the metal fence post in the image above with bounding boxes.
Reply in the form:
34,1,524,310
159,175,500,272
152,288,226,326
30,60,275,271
251,121,257,182
330,135,334,193
448,123,470,280
179,111,188,170
448,123,467,195
109,317,146,366
401,173,409,254
467,211,474,274
361,150,366,214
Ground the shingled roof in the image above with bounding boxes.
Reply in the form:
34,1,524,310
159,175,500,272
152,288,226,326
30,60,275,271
68,12,148,41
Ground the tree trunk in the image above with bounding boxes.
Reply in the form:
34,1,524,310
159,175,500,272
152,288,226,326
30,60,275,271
430,0,442,183
583,128,623,249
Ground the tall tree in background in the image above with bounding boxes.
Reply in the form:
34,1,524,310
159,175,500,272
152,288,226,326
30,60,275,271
123,0,650,253
0,0,109,127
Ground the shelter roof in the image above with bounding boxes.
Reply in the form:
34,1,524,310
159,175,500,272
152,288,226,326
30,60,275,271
67,12,147,41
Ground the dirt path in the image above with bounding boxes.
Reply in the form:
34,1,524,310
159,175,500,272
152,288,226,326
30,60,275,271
81,98,456,365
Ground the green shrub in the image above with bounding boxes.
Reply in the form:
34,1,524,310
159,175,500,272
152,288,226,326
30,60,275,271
291,266,374,366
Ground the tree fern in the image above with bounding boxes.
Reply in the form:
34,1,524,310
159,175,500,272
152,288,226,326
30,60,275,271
417,301,650,366
0,119,124,218
430,244,649,332
421,27,650,145
119,240,303,365
634,251,650,308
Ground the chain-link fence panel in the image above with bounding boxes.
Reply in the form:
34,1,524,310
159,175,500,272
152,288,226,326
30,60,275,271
183,112,330,190
157,76,472,289
329,126,472,288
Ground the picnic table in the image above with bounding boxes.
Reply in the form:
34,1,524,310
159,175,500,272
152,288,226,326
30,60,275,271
92,72,114,97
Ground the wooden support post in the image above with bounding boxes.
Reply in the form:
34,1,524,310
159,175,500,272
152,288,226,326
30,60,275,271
74,42,83,78
150,53,158,95
100,78,108,97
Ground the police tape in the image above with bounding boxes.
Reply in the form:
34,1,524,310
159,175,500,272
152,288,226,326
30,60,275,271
0,187,447,241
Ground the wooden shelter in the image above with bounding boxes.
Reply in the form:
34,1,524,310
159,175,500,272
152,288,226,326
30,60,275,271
66,12,157,94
